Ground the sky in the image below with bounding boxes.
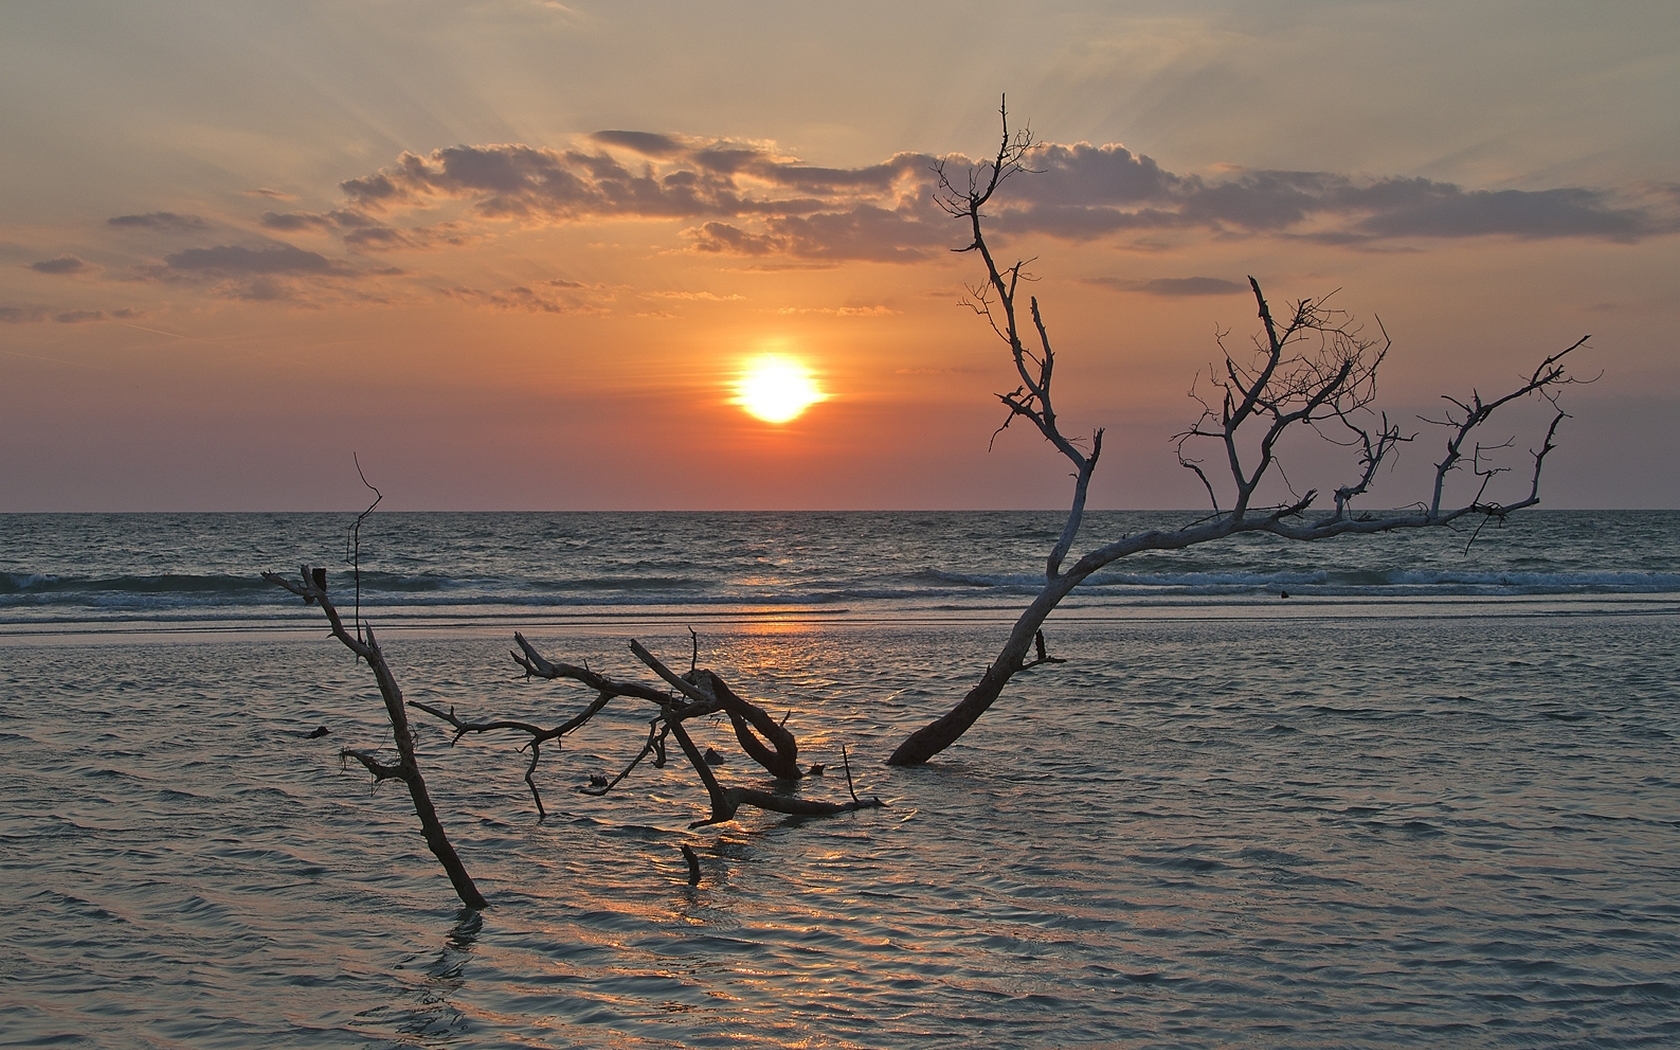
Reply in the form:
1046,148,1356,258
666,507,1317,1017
2,0,1677,511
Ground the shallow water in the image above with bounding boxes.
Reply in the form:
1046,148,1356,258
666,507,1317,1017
3,513,1679,1046
4,607,1679,1048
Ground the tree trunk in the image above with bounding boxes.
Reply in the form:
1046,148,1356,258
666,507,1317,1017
362,626,488,910
265,568,488,910
888,575,1078,766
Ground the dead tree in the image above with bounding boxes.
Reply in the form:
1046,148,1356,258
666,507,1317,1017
264,566,488,910
885,103,1588,766
410,631,882,828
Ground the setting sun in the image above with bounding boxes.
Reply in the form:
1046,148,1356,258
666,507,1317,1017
734,354,828,424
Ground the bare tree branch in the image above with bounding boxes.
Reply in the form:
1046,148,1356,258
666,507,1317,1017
886,105,1589,766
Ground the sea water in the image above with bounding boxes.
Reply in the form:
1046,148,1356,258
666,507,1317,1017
1,511,1677,1047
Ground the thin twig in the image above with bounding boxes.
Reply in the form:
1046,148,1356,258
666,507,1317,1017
347,453,382,645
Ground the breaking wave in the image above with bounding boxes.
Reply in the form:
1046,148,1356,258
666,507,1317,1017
3,511,1677,628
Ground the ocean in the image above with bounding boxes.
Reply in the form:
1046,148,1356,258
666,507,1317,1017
2,511,1677,1047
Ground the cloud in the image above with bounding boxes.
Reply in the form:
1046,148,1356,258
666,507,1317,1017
443,280,611,314
163,243,348,275
316,138,939,261
590,130,687,157
994,151,1668,245
348,220,480,252
257,207,480,255
0,305,140,324
645,290,746,301
1350,184,1649,241
776,304,899,316
895,365,979,375
338,143,775,220
294,131,1674,267
686,220,782,256
1009,143,1183,206
1141,276,1246,296
260,208,380,232
1083,275,1247,297
145,241,390,306
28,255,88,275
687,204,946,263
247,187,295,200
341,225,416,250
258,211,334,232
108,211,208,231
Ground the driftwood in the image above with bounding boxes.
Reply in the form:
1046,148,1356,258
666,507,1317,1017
408,631,881,830
884,101,1589,765
267,557,879,907
264,566,488,910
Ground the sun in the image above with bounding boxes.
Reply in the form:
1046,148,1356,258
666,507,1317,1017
733,354,828,424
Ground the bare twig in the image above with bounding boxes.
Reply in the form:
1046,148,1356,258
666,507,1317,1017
346,454,381,645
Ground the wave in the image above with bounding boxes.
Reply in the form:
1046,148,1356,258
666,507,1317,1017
1,572,274,597
908,568,1046,591
5,566,1678,619
1078,568,1680,595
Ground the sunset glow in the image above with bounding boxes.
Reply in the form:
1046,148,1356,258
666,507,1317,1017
0,4,1673,510
734,355,828,424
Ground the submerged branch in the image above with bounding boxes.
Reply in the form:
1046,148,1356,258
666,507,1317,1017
408,631,883,829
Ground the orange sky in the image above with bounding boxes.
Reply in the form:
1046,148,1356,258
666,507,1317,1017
3,2,1678,509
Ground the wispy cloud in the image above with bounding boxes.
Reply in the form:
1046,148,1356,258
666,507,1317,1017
108,211,208,232
140,241,390,305
1082,275,1247,297
28,255,89,275
0,305,140,324
163,243,350,276
258,206,479,254
443,278,611,314
258,210,337,232
644,290,746,301
775,304,899,316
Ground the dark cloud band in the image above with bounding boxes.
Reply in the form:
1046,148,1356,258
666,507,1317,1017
252,132,1679,264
